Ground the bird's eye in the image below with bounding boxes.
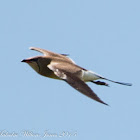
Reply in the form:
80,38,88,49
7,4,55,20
31,58,38,62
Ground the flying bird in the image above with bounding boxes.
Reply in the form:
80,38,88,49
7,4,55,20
21,47,132,105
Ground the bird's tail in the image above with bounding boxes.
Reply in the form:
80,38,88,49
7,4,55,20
101,77,132,86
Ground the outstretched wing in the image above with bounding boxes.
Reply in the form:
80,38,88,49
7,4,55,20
30,47,61,56
48,64,108,106
30,47,75,64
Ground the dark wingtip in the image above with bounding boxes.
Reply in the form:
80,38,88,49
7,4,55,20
99,100,109,106
61,54,69,56
29,47,35,50
103,102,109,106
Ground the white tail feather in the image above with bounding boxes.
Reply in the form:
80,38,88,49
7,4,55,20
82,71,101,82
82,70,132,86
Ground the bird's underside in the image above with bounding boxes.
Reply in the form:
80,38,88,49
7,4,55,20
21,47,132,106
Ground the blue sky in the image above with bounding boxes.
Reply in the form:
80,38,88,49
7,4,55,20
0,0,140,139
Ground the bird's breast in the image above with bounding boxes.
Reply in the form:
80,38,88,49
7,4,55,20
39,67,60,80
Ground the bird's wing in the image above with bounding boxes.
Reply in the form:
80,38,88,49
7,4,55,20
30,47,76,64
30,47,60,56
48,64,108,106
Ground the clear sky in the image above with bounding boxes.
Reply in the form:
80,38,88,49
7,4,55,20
0,0,139,139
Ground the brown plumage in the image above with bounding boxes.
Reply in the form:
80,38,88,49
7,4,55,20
21,47,132,106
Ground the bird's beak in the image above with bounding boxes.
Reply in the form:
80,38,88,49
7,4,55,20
21,59,26,62
21,59,31,63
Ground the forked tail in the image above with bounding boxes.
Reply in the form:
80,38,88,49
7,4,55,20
102,77,132,86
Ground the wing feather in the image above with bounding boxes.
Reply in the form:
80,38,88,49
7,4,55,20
30,47,75,64
48,64,108,105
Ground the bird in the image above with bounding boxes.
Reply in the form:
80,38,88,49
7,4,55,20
21,47,132,106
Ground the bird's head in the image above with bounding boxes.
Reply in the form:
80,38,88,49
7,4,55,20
21,57,40,73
